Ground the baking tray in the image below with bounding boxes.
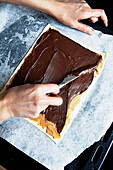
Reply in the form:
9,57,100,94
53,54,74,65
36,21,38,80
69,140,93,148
65,122,113,170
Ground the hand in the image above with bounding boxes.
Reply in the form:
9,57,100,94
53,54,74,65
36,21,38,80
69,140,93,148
0,84,63,122
53,1,108,35
0,0,108,35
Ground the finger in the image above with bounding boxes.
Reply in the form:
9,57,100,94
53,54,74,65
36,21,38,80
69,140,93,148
80,8,108,27
72,21,94,35
85,4,99,23
99,9,108,27
90,17,98,23
36,84,60,95
46,95,63,106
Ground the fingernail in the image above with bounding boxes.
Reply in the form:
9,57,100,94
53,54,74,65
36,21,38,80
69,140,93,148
54,85,60,94
56,88,60,94
106,20,108,27
59,97,63,105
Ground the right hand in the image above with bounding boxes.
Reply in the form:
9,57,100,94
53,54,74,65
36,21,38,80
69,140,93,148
0,84,63,121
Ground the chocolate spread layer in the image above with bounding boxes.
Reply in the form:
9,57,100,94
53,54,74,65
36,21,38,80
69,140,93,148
9,29,102,134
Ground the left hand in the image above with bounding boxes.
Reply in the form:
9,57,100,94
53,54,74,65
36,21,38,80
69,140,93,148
52,1,108,35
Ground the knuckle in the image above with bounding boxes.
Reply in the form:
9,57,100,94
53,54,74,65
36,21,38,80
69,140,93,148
69,21,76,28
70,23,74,28
35,97,40,106
32,93,40,106
80,8,86,13
36,85,42,94
81,8,85,12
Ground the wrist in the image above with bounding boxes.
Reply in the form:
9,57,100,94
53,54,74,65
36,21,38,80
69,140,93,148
44,0,60,17
0,0,60,18
0,92,13,123
47,1,67,22
46,1,61,18
31,0,60,17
